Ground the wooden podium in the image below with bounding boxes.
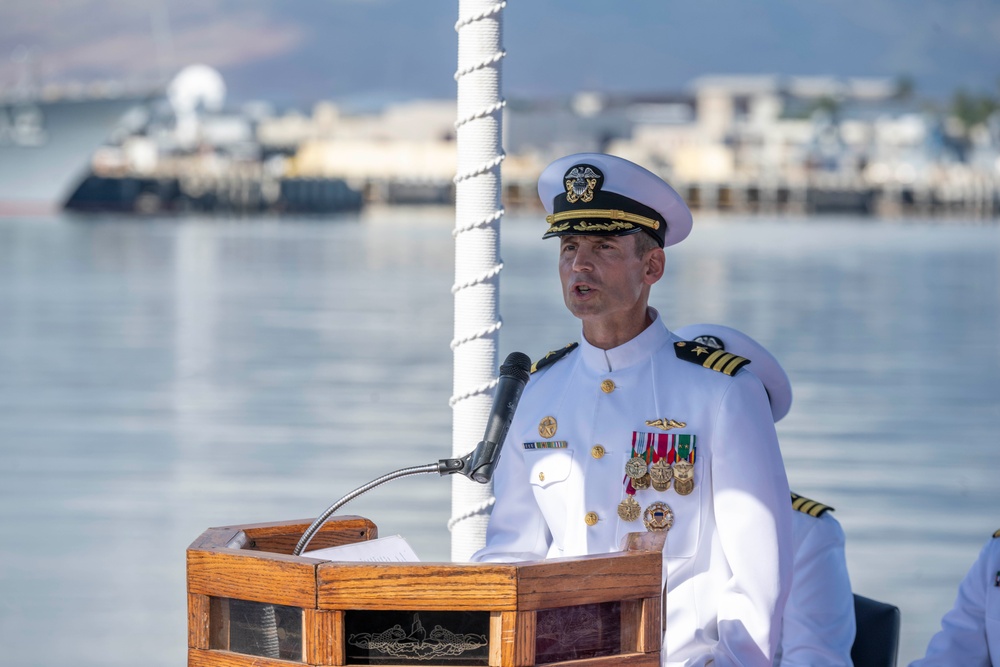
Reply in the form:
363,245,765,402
187,516,664,667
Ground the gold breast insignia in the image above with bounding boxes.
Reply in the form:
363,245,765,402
538,416,558,439
645,418,687,431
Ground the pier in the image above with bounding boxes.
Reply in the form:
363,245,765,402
357,173,1000,218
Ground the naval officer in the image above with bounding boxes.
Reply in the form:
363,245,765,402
471,153,793,666
909,530,1000,666
674,324,856,667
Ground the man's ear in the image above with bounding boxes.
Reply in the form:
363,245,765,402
644,247,665,285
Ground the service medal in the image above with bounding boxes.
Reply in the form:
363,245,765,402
673,459,694,496
632,472,652,490
649,458,673,492
642,501,675,532
617,495,641,522
625,456,648,480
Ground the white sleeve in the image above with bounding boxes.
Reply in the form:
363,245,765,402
779,513,855,667
710,370,795,667
909,539,993,667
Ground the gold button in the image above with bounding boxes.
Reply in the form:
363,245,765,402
591,445,605,459
584,512,599,526
601,379,615,393
538,472,545,482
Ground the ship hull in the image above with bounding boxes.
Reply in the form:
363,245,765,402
0,96,147,214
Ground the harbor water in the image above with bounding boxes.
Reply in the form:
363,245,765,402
0,208,998,666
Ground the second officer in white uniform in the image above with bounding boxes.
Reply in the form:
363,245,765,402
472,153,793,667
674,324,856,667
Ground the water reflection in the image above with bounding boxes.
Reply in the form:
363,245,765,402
0,212,997,665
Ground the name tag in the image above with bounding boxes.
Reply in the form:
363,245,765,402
523,441,568,450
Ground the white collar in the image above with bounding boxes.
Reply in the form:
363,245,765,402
578,308,673,373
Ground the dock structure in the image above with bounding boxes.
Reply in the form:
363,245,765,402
92,165,992,219
499,173,1000,218
61,73,1000,220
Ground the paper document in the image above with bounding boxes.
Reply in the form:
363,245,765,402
303,535,420,563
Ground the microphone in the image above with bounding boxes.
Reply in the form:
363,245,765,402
443,351,531,483
295,351,532,555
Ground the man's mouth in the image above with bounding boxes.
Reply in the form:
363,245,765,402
575,285,592,294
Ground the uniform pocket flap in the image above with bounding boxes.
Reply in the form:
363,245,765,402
528,449,575,488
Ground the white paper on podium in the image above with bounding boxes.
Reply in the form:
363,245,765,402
303,535,421,563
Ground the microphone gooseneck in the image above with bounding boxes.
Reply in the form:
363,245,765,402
290,351,531,556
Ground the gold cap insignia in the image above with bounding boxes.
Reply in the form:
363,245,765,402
564,165,602,203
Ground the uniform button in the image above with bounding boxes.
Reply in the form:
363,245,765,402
591,445,605,459
584,512,599,526
600,379,616,393
538,472,545,482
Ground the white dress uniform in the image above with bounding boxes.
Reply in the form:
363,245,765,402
909,531,1000,666
775,498,854,667
472,311,793,667
674,323,855,667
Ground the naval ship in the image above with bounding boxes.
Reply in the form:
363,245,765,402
0,85,155,215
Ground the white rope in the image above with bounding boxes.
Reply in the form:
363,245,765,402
454,153,506,184
455,99,507,130
450,320,503,351
452,207,505,237
447,497,495,531
451,0,506,562
453,1,506,31
448,377,498,408
451,261,504,293
450,321,503,352
454,50,508,81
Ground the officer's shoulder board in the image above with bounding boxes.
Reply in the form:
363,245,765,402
994,528,1000,539
531,342,578,374
790,492,834,517
674,340,750,376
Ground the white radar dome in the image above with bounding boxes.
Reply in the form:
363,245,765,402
168,64,226,114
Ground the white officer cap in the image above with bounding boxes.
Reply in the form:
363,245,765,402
674,323,793,423
537,152,693,248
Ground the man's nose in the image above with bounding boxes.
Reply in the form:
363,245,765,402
572,245,594,270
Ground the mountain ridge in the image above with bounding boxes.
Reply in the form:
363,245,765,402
1,1,996,106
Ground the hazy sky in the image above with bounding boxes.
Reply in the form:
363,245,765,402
1,0,998,106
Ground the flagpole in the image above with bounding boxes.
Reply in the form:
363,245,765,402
450,0,506,561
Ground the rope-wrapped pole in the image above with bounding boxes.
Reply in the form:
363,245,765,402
450,0,506,562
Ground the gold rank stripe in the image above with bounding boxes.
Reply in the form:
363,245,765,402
791,492,833,517
545,208,661,231
702,349,749,376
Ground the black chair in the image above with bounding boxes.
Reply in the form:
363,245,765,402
851,594,901,667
